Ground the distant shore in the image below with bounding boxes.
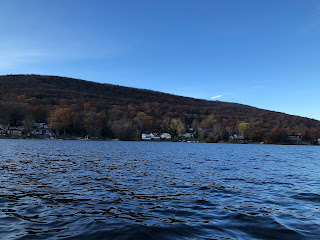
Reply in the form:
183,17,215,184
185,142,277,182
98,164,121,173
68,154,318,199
0,136,318,146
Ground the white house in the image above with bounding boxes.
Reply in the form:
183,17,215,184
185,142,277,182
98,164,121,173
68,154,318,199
150,133,160,140
230,134,244,140
142,133,152,140
160,133,171,139
142,133,164,140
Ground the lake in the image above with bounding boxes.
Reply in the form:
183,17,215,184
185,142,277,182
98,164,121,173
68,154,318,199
0,139,319,239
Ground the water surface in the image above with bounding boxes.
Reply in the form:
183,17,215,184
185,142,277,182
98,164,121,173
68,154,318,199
0,140,319,239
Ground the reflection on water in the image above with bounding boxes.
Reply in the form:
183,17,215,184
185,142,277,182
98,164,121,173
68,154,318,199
0,140,319,239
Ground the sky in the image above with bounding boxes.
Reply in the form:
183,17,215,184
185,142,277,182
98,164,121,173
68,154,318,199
0,0,319,120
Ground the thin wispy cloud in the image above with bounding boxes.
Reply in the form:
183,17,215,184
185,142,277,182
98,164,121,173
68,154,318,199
211,95,223,99
0,40,127,71
0,49,50,69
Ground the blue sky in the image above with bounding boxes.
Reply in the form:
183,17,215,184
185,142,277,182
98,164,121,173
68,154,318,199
0,0,319,120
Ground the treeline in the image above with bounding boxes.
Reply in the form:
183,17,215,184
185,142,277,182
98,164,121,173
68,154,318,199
0,74,319,143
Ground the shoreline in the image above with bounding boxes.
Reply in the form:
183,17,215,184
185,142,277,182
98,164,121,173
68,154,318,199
0,137,318,146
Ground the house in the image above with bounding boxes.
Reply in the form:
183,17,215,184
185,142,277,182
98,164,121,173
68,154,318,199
0,125,6,135
150,133,160,140
179,133,194,140
142,133,152,140
32,123,53,136
230,134,244,140
142,133,162,140
288,135,302,144
32,128,53,136
184,133,194,138
34,122,51,130
8,127,23,136
160,133,171,140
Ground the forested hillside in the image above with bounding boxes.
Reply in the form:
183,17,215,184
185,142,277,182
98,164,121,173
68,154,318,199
0,74,319,143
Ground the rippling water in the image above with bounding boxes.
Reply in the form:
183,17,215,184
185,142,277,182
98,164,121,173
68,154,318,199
1,139,320,239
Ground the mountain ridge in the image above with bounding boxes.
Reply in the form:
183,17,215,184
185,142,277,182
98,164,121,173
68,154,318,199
0,74,312,119
0,74,319,143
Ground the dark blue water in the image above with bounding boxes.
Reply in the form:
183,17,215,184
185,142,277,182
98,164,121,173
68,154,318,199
0,139,319,239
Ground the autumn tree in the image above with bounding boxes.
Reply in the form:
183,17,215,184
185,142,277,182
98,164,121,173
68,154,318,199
250,126,266,142
169,118,185,136
0,103,10,126
48,107,76,136
238,122,251,140
144,116,155,133
200,114,215,130
83,111,105,137
133,112,147,133
226,122,237,137
111,118,137,140
23,118,35,134
29,106,46,121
